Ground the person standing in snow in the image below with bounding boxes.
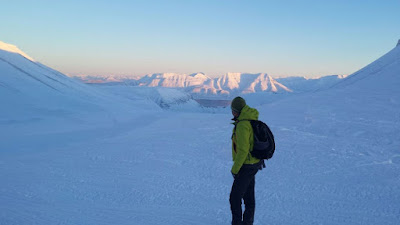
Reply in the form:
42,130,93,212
230,96,262,225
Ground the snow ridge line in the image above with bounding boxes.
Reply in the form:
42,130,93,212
330,46,400,89
33,62,68,80
0,49,84,94
16,54,76,91
0,56,60,92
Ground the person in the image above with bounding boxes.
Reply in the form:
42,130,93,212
230,96,262,225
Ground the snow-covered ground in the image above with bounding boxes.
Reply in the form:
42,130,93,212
89,85,204,112
1,41,400,224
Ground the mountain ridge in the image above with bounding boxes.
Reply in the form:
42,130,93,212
0,41,34,61
80,72,293,96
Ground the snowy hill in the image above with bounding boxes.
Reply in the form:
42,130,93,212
0,41,159,122
333,43,400,90
276,75,347,92
0,41,34,61
91,84,203,111
249,41,400,224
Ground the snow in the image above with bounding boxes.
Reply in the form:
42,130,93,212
0,44,159,123
1,41,400,225
0,41,34,61
91,85,203,111
74,72,292,97
276,75,346,92
138,73,210,88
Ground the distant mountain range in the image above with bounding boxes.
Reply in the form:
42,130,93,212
74,72,348,96
138,72,292,95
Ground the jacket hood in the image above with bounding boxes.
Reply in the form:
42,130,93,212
237,105,259,121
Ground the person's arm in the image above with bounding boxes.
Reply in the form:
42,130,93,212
231,122,251,174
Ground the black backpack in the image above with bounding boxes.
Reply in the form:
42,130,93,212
235,120,275,161
248,120,275,160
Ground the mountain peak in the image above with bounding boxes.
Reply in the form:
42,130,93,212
0,40,34,61
189,72,206,77
397,39,400,47
135,72,292,95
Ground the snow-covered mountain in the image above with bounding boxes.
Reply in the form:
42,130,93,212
214,73,292,94
73,74,141,85
0,41,159,121
138,72,210,88
135,72,293,95
74,72,354,98
79,72,293,97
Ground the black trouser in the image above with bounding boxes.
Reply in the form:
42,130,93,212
230,163,259,225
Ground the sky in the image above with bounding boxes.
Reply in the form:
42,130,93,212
1,0,399,78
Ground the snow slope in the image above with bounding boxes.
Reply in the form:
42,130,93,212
0,41,159,123
0,41,34,61
276,75,346,92
91,84,203,111
1,42,400,225
333,43,400,90
253,43,400,224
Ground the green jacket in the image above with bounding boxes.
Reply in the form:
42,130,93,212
231,105,260,174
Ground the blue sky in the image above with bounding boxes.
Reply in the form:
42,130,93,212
1,0,399,78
